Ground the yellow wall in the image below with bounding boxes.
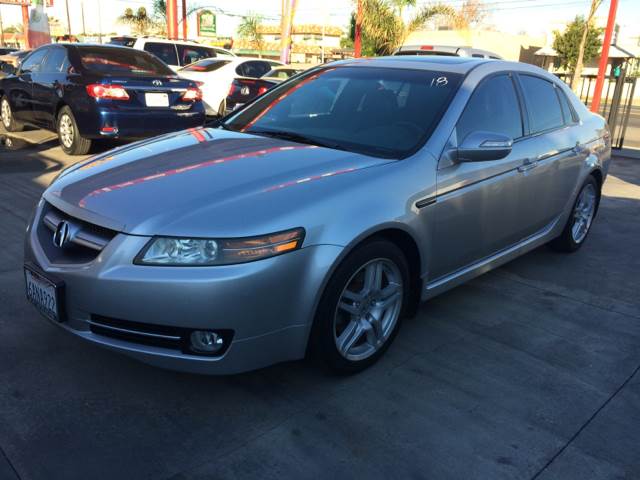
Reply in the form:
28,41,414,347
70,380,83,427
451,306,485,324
404,29,545,62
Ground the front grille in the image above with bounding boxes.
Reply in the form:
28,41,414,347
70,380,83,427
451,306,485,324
89,315,234,356
37,203,118,264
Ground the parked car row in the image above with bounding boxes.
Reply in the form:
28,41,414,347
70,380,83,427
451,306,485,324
0,38,306,154
0,44,205,154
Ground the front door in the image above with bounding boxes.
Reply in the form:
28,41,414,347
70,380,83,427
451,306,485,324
430,73,531,280
31,46,69,128
7,48,48,124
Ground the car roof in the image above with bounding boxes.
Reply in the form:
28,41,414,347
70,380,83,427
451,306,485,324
329,55,491,74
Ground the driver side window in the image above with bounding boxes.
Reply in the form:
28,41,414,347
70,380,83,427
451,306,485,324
457,74,523,144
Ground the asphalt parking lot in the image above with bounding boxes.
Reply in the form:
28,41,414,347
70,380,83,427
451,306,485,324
1,131,639,480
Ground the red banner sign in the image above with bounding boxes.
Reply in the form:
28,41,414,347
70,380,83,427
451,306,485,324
0,0,53,6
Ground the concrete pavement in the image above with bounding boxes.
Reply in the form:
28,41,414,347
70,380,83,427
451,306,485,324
0,137,639,479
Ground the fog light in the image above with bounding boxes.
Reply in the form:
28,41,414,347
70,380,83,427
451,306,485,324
190,330,224,354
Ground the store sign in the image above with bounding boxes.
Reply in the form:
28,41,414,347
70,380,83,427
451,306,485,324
198,10,216,37
0,0,53,6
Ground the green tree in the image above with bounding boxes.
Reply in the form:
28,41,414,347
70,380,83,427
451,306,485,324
238,14,264,58
358,0,453,56
118,7,155,36
552,15,602,75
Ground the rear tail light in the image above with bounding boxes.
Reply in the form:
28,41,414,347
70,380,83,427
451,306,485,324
257,86,269,95
86,84,129,100
228,82,237,96
181,87,202,102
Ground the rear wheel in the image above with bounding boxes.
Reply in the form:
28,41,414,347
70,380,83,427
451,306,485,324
550,175,600,252
311,239,409,374
1,95,24,132
57,106,91,155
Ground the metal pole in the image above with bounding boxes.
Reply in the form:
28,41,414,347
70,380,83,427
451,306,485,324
81,1,86,37
354,0,362,58
166,0,178,40
65,0,71,35
21,4,29,49
97,0,103,43
182,0,187,40
590,0,619,113
0,5,5,48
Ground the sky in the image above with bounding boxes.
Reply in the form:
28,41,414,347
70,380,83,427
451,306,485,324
0,0,639,44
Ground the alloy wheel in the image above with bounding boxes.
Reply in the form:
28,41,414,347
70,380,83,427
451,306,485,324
1,99,11,129
333,258,403,361
571,183,597,244
59,114,74,148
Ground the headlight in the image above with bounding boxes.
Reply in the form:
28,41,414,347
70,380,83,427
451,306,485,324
135,228,305,266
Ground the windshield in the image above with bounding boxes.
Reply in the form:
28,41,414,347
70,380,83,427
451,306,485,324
223,66,461,159
78,47,174,76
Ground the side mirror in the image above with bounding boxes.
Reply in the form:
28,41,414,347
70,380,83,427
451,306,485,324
458,131,513,162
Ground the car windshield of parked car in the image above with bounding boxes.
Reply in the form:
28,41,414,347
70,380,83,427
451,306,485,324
223,66,461,159
180,59,230,72
78,47,174,76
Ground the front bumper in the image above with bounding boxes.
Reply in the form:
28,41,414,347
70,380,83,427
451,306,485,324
25,200,343,374
78,106,206,140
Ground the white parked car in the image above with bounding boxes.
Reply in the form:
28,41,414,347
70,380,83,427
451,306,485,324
178,57,283,116
108,37,235,71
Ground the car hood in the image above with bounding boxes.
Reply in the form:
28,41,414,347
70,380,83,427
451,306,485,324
45,128,392,237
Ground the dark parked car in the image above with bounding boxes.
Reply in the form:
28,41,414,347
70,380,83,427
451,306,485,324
225,76,277,113
0,44,205,154
0,47,18,55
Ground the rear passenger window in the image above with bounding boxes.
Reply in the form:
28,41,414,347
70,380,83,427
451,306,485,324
41,48,67,73
556,89,576,124
519,75,564,133
457,74,523,143
236,61,272,78
144,42,178,66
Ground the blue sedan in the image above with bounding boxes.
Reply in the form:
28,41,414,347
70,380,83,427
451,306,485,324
0,44,205,155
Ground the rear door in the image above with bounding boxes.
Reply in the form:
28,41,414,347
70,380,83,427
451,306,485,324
31,46,69,127
8,48,48,123
514,74,584,227
431,73,531,279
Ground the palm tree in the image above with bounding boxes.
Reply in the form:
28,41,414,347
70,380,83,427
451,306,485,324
118,7,155,36
360,0,453,56
238,14,264,58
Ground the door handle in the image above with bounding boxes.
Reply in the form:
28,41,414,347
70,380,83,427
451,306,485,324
517,158,538,173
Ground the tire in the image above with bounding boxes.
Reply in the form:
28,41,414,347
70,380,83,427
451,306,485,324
311,239,410,374
57,106,91,155
550,175,601,253
1,95,24,132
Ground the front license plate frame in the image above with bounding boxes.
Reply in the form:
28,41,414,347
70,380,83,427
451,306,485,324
24,263,65,323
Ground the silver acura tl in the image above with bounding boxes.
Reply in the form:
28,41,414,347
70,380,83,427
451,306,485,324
24,57,610,374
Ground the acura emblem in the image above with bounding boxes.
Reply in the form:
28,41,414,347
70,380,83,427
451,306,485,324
53,221,70,248
152,80,163,87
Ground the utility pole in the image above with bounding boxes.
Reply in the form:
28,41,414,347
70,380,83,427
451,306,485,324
354,0,362,58
166,0,178,40
0,5,5,48
97,0,103,43
81,1,86,37
591,0,619,113
182,0,187,40
64,0,71,35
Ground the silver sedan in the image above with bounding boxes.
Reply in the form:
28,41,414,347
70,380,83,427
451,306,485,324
24,56,610,374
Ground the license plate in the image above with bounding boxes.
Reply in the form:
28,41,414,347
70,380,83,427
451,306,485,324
24,266,62,322
145,92,169,107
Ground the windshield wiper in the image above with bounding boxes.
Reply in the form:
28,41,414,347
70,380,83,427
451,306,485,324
247,129,345,151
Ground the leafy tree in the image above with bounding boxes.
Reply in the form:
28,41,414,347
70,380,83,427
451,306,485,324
358,0,453,56
552,15,602,74
451,0,485,30
118,7,155,36
238,14,265,58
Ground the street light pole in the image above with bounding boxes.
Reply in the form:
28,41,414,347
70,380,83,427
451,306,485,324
65,0,71,35
354,0,362,58
590,0,619,113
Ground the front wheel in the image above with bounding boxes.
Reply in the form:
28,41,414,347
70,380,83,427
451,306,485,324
550,175,600,252
1,95,24,132
57,106,92,155
311,239,410,374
